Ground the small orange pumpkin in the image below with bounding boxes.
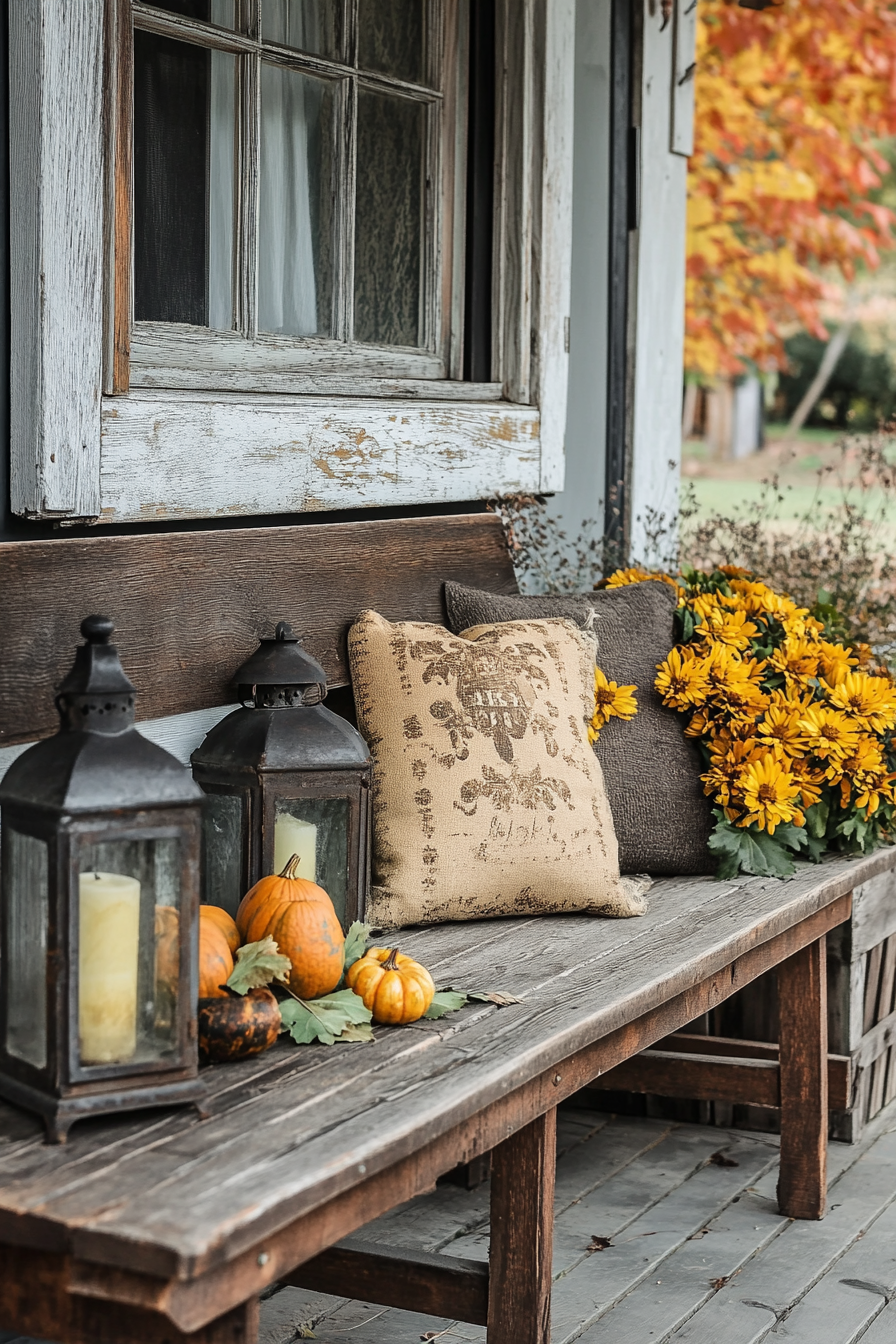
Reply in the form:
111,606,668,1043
236,855,345,999
200,904,241,957
199,918,235,999
154,904,180,990
345,947,435,1025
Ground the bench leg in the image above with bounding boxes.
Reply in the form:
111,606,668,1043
487,1107,556,1344
777,935,828,1219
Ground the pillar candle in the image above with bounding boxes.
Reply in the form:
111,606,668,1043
273,813,317,881
79,871,141,1064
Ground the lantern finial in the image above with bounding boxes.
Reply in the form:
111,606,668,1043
80,614,115,644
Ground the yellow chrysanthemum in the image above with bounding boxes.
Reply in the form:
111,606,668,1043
655,647,710,711
701,735,762,809
782,611,824,639
838,736,896,815
799,706,862,766
701,647,767,717
604,567,678,591
826,672,896,735
589,666,638,742
694,606,758,651
727,578,790,619
817,641,859,686
768,635,820,684
736,755,805,835
790,758,826,811
757,702,809,757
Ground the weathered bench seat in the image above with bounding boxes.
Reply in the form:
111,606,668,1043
0,513,893,1344
1,850,890,1344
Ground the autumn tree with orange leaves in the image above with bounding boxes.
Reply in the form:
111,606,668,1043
686,0,896,379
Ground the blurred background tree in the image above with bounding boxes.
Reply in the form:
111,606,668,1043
686,0,896,381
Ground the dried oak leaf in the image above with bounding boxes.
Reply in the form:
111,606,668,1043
709,1150,739,1168
586,1235,614,1254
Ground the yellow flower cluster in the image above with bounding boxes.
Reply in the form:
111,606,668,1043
589,666,638,745
651,576,896,835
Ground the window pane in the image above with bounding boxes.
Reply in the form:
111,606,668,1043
4,830,48,1070
358,0,425,85
258,65,335,338
144,0,237,26
134,32,235,328
201,792,245,918
354,91,424,347
274,797,351,928
263,1,342,58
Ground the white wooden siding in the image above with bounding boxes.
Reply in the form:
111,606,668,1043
9,0,105,518
628,0,688,565
99,394,541,522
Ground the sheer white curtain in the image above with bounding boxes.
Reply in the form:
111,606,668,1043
207,1,321,336
258,2,321,336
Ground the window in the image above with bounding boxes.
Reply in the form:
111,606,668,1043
126,1,456,389
9,0,573,524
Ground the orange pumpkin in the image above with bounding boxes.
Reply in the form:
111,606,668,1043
200,904,241,956
345,947,435,1024
154,904,180,990
236,854,345,999
199,918,234,999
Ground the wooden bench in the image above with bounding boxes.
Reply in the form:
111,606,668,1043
0,513,890,1344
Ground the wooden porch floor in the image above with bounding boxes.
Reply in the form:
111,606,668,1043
255,1098,896,1344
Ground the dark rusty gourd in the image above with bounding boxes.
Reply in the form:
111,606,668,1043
198,988,281,1062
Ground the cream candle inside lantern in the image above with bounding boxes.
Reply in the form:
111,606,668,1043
78,871,141,1064
273,813,317,881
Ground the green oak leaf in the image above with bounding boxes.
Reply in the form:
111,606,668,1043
279,989,373,1046
226,936,291,996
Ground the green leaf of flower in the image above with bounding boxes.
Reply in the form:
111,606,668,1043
708,814,798,880
226,937,292,996
280,989,373,1045
343,920,372,971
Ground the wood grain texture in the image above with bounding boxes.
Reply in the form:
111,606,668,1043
493,0,534,405
99,393,541,522
0,1244,258,1344
588,1046,850,1111
285,1237,489,1325
777,937,829,1220
534,0,574,492
0,514,517,745
488,1108,556,1344
671,0,697,157
108,0,132,395
852,870,896,958
0,866,863,1301
9,0,105,519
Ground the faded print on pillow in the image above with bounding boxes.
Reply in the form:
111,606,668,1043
349,611,644,928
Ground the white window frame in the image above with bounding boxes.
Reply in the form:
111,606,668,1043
9,0,574,525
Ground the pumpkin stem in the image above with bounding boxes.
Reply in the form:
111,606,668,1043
383,947,401,971
280,854,303,880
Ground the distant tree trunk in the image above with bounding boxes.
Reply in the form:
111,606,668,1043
787,322,853,435
682,382,699,439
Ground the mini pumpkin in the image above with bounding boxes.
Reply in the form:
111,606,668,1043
199,917,235,999
236,854,345,999
200,904,241,956
198,987,281,1062
345,947,435,1024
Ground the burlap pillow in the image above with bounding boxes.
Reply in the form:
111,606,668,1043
443,580,715,875
348,610,648,928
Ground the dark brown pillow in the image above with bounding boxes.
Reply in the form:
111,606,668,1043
443,579,715,875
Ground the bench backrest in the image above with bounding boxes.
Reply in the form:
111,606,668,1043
0,514,518,747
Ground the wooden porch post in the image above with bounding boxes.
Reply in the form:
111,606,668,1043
487,1107,557,1344
777,935,829,1219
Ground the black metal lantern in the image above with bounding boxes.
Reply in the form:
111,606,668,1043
0,617,205,1143
191,622,371,929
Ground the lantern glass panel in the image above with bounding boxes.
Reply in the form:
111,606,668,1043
201,792,245,917
273,797,350,923
76,837,182,1069
4,829,49,1069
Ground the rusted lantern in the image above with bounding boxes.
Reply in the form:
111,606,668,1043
0,616,205,1143
191,622,370,929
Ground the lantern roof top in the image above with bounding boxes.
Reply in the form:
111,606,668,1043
232,622,328,692
57,615,137,698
